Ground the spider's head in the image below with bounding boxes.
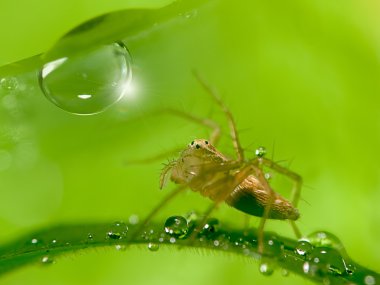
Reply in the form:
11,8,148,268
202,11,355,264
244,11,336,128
188,139,215,151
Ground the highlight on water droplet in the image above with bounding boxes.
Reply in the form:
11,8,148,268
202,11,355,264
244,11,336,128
164,216,189,239
39,42,133,115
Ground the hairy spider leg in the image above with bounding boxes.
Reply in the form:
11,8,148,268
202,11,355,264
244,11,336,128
193,71,245,162
260,157,303,239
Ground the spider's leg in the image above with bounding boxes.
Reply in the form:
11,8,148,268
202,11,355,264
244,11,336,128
193,71,244,162
252,157,303,240
164,108,221,146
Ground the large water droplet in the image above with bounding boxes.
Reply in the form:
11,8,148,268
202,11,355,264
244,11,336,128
164,216,189,238
39,42,132,115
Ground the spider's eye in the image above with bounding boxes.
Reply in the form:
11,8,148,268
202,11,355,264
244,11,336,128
191,141,194,145
195,144,200,149
205,140,209,145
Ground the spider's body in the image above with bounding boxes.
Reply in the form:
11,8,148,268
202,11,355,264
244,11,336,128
161,138,300,221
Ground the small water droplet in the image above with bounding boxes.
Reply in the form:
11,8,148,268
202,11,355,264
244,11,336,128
213,240,220,247
41,256,54,265
295,240,314,257
164,216,188,238
0,77,18,91
201,218,220,237
281,268,289,277
262,235,283,256
107,221,128,240
31,238,38,244
148,242,159,252
183,10,197,19
51,239,57,244
39,42,132,115
128,214,139,225
115,244,126,251
255,146,266,157
259,260,275,276
364,275,376,285
88,233,94,240
169,237,176,243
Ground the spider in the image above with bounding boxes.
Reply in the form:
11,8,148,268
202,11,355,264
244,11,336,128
135,72,303,253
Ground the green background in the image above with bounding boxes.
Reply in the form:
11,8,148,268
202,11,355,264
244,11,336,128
0,0,379,284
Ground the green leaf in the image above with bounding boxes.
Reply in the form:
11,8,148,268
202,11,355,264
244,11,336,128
0,220,378,284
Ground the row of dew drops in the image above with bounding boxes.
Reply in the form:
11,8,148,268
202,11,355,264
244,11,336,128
26,213,377,285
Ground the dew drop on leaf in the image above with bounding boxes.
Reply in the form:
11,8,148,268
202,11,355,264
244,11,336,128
41,256,54,265
259,260,275,276
0,77,18,91
148,242,159,252
295,240,314,257
164,216,188,239
364,275,376,285
255,146,266,158
106,221,129,240
39,42,132,115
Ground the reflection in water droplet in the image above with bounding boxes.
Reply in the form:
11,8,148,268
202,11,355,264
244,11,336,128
148,242,159,252
39,42,132,115
255,146,266,157
164,216,189,239
0,77,18,91
31,238,38,244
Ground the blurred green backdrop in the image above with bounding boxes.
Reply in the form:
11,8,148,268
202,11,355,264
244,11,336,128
0,0,379,284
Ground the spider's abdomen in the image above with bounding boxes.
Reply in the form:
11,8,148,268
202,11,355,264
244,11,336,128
226,175,300,220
